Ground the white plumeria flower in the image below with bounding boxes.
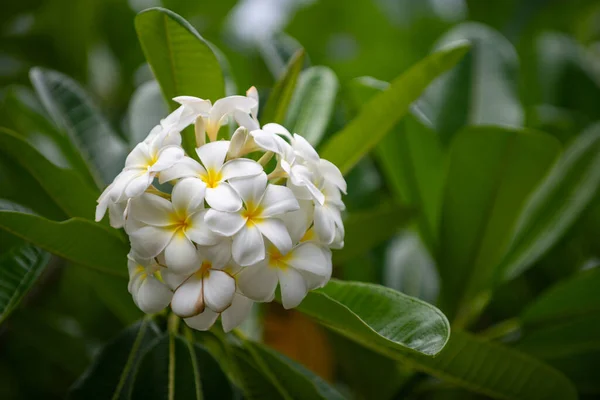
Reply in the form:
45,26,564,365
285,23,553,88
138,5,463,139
159,141,263,212
127,252,172,314
205,172,299,266
127,178,218,274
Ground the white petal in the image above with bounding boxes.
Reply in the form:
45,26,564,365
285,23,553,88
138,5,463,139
124,171,154,198
171,178,206,214
198,239,232,269
196,141,230,171
233,109,260,131
292,133,320,164
221,293,253,332
228,126,249,158
210,96,256,126
286,243,330,278
150,146,184,172
110,169,141,202
125,142,152,169
184,309,219,331
187,210,220,245
204,208,246,236
259,184,299,217
173,96,212,116
108,202,127,228
280,200,314,244
319,159,347,193
229,173,267,205
129,226,173,258
290,165,325,205
277,267,308,309
161,269,189,291
221,159,263,181
246,86,259,119
314,204,336,244
232,224,265,266
128,193,174,226
159,157,205,184
236,262,278,301
203,270,236,312
254,219,292,255
135,277,173,314
171,274,204,317
205,183,243,212
164,234,200,275
263,123,293,140
251,130,292,156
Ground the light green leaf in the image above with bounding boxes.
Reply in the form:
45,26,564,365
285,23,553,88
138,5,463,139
437,126,561,319
497,123,600,281
261,49,305,124
68,319,160,400
0,128,99,219
295,279,450,357
127,80,168,145
284,66,338,146
30,67,128,186
319,42,470,175
0,245,50,324
0,205,128,277
333,201,414,265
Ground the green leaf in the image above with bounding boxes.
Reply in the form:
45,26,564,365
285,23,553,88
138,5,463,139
68,319,160,400
284,66,338,146
0,205,128,277
347,77,444,252
131,334,234,400
29,67,128,186
127,80,168,145
0,245,50,324
401,331,577,400
295,279,450,357
319,42,470,175
333,201,414,265
261,49,305,124
230,345,282,400
437,126,561,319
135,7,226,108
0,128,99,219
497,123,600,281
416,23,524,145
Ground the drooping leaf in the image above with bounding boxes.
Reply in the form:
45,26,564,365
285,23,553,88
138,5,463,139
131,334,234,400
284,66,338,146
261,49,305,124
437,126,561,319
295,279,450,357
416,23,524,145
0,245,50,324
0,128,99,219
230,345,282,400
497,123,600,281
333,201,414,265
127,80,168,145
68,319,160,400
0,205,128,277
319,42,470,175
30,67,128,186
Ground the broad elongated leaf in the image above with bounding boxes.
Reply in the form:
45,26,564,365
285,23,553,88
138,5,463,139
231,345,282,400
333,201,413,264
437,127,561,319
30,67,127,186
131,334,234,399
285,66,338,146
135,7,225,108
68,319,160,400
417,23,524,145
295,279,449,357
497,123,600,281
319,42,470,175
0,245,50,324
0,207,128,277
401,331,577,400
0,128,98,219
261,49,305,124
127,80,168,145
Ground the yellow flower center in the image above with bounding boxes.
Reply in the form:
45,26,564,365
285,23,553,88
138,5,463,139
300,228,315,243
241,202,263,225
200,168,223,189
268,247,290,270
169,213,190,235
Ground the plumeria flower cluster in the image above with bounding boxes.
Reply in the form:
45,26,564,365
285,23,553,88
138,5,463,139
96,87,347,332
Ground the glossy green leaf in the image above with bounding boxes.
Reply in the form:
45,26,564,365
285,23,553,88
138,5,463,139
68,319,160,400
230,345,282,400
319,42,470,175
295,279,450,357
437,126,561,319
416,23,524,145
135,7,226,108
497,123,600,281
401,331,577,400
0,244,50,324
261,49,305,124
131,334,234,399
333,201,414,265
0,206,128,277
30,67,128,186
127,80,168,145
0,128,98,219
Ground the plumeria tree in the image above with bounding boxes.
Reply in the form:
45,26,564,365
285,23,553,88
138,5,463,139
0,4,599,400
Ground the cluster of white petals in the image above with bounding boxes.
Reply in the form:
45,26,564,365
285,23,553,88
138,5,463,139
96,87,346,332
